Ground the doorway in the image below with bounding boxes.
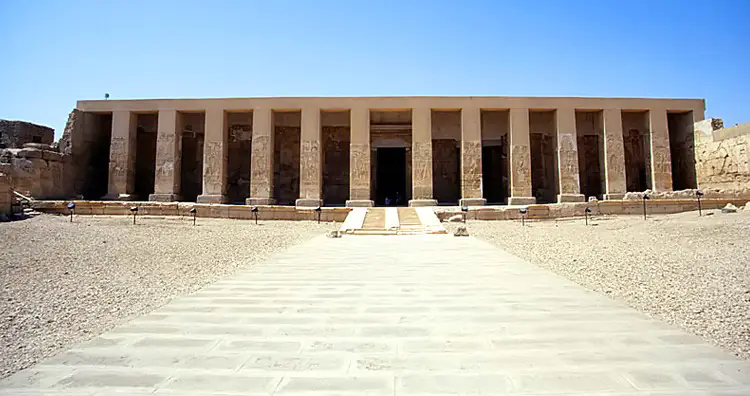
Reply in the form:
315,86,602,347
375,147,406,206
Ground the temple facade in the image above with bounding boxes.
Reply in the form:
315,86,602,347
68,96,704,207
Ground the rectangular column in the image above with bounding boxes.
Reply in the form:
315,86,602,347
649,109,673,191
459,107,486,206
296,107,323,207
196,108,228,203
149,109,182,201
409,107,437,207
247,108,274,205
508,108,536,205
556,108,585,202
346,107,373,207
105,110,137,200
602,109,627,199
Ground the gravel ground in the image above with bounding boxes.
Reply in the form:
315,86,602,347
450,209,750,360
0,214,334,379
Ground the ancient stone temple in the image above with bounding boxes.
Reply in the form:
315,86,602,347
64,96,705,207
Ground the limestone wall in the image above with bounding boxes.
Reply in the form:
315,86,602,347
0,171,12,220
0,145,70,199
694,118,750,190
0,119,54,149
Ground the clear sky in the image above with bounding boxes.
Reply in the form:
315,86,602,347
1,0,748,139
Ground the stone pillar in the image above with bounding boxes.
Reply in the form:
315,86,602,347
247,108,275,205
409,107,437,206
196,108,228,203
459,107,486,206
296,107,323,207
508,108,536,205
346,107,373,207
149,109,182,201
602,109,627,199
105,110,137,200
556,108,585,202
649,109,673,191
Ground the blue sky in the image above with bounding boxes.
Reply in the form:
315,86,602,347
1,0,748,139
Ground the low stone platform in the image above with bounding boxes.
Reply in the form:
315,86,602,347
27,196,750,223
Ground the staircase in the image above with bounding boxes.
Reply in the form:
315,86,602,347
340,207,446,235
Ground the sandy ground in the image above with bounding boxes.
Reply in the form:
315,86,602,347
0,214,335,379
449,209,750,360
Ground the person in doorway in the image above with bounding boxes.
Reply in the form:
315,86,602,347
385,196,391,206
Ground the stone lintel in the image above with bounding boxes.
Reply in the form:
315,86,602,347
603,193,625,200
148,193,181,202
196,194,228,204
459,198,487,207
246,197,276,206
408,199,437,207
295,198,323,208
507,196,536,205
346,199,374,208
557,194,586,203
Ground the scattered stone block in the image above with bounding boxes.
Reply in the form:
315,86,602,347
446,214,463,223
454,226,469,237
745,202,750,211
721,203,738,213
327,230,341,238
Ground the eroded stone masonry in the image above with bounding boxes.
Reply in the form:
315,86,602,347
8,96,750,218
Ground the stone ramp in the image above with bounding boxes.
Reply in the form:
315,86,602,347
3,235,749,395
341,207,446,235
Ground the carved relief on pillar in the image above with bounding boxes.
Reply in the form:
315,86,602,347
249,134,272,199
461,140,483,198
412,140,432,200
106,111,137,200
510,143,532,197
649,110,673,191
202,140,225,196
602,109,627,197
349,142,370,201
299,139,321,200
557,132,581,195
151,110,181,201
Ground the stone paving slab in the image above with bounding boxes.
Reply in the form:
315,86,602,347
2,234,750,395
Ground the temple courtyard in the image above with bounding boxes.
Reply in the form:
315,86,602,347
1,212,750,394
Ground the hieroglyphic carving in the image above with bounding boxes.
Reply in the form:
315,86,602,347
249,108,273,200
153,110,181,196
602,109,627,195
412,140,432,199
107,111,136,197
299,139,321,199
557,133,581,194
649,110,672,191
461,140,482,198
349,143,370,201
510,144,532,197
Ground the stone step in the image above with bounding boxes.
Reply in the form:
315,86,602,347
361,208,386,229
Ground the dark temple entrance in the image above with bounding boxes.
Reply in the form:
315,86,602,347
375,147,406,206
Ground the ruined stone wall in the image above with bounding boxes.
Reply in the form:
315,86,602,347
695,119,750,190
60,110,112,199
0,119,54,149
0,146,69,199
0,170,11,220
322,126,350,205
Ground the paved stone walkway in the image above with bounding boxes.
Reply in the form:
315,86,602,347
2,235,750,395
